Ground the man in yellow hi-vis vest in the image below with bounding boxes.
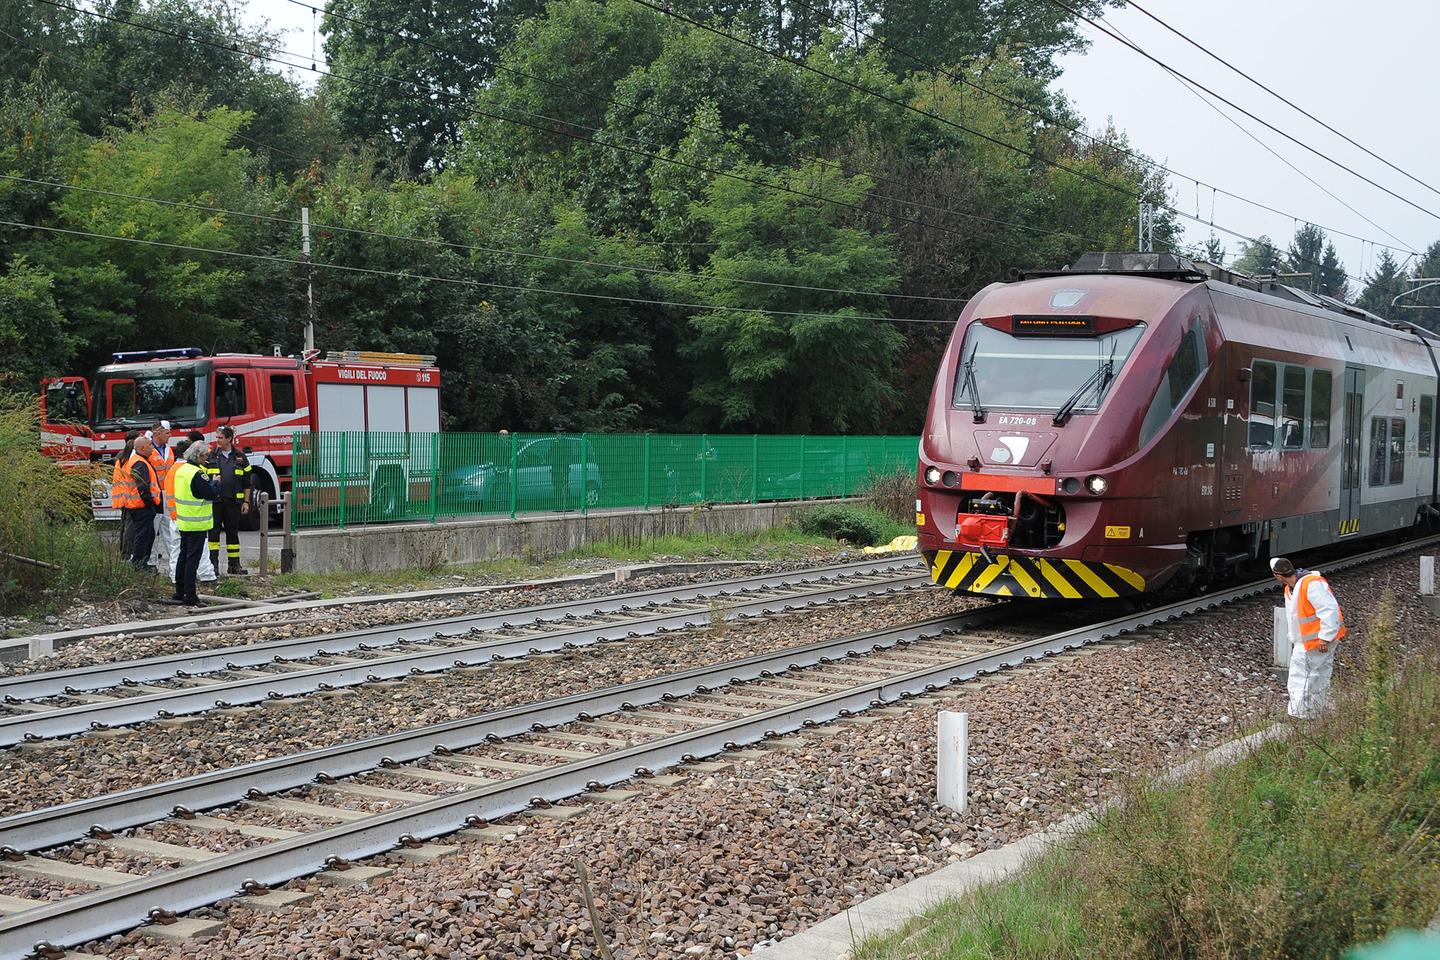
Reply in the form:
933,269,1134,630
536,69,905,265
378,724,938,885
170,441,219,607
1271,556,1346,719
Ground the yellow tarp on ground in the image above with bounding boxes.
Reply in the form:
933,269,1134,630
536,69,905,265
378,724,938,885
863,535,917,555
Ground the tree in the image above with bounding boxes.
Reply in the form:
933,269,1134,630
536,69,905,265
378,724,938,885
670,160,903,432
0,258,71,389
23,108,262,369
1356,249,1408,322
1232,235,1284,277
323,0,545,176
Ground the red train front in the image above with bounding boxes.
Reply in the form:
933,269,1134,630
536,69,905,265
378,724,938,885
917,251,1440,601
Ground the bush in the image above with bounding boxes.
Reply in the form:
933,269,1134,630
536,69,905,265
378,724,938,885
795,504,899,547
861,468,914,526
0,395,145,615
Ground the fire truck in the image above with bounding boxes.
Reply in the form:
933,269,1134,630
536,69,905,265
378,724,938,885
41,347,442,525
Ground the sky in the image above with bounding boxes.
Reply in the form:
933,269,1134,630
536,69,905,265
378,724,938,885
241,0,1439,287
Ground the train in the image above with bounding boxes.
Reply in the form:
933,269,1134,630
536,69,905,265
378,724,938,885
917,251,1439,600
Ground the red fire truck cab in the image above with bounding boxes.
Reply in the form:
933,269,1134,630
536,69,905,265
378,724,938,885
41,347,441,522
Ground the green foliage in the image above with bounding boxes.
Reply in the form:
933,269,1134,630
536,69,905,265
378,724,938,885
795,503,901,545
1357,250,1408,322
5,0,1358,437
324,0,545,175
0,395,144,614
861,468,915,526
675,160,903,432
22,107,259,370
0,257,71,389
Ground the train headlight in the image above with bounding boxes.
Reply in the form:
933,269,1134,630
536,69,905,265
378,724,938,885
1085,475,1109,496
925,466,942,485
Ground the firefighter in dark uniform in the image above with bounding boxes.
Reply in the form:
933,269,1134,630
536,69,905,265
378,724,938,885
205,425,252,574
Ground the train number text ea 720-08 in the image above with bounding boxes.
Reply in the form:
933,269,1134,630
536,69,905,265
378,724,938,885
996,415,1039,427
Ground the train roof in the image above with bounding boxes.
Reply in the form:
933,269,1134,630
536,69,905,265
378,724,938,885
1020,251,1437,344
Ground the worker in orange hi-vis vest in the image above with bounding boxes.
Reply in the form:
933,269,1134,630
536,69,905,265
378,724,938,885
1271,556,1347,719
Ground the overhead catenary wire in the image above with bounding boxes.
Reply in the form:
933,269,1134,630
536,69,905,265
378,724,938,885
782,0,1419,259
1045,0,1440,224
0,172,968,304
0,218,962,324
1090,11,1417,267
621,0,1389,283
37,0,1119,257
1124,0,1440,203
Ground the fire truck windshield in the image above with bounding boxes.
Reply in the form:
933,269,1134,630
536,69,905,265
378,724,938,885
93,365,208,428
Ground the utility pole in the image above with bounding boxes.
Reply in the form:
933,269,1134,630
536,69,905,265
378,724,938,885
1137,200,1155,253
301,206,315,353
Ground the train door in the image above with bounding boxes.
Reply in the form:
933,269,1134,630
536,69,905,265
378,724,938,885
1339,367,1364,536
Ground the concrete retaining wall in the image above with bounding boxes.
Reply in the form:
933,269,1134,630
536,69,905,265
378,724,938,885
293,499,847,574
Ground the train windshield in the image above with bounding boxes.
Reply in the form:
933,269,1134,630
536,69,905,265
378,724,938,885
953,321,1145,413
92,365,210,429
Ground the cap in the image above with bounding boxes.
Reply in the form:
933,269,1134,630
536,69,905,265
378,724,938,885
155,419,172,431
1270,557,1296,576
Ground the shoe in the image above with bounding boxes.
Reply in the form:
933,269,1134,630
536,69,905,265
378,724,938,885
200,576,217,583
228,564,249,576
183,595,202,606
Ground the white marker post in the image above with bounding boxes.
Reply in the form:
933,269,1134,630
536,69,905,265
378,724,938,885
937,711,968,814
1273,607,1289,669
1421,556,1435,596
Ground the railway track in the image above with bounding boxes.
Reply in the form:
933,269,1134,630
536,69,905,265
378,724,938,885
0,558,926,747
1,534,1427,956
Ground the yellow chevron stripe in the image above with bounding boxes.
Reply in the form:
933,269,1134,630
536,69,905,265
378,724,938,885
1104,563,1146,592
1036,558,1084,599
995,584,1013,596
945,552,977,590
1064,558,1119,598
930,549,951,582
1007,559,1044,598
969,556,1009,592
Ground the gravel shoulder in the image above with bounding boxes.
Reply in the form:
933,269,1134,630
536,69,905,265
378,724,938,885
51,553,1439,958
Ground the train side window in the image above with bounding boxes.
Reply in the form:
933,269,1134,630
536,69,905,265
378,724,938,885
1137,329,1204,449
1369,417,1389,486
1248,361,1277,448
1391,417,1406,484
1281,365,1306,448
269,375,297,414
214,373,248,418
1309,370,1332,448
1421,396,1434,457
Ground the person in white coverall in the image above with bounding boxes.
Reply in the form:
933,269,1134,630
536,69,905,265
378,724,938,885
1271,556,1346,719
167,436,217,585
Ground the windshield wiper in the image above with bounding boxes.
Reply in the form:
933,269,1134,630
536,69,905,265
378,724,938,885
1053,354,1116,426
960,346,986,423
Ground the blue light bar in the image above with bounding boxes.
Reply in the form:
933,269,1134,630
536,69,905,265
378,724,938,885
110,347,204,363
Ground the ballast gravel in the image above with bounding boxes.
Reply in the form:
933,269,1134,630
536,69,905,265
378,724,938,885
1,550,863,676
0,587,979,814
42,553,1435,959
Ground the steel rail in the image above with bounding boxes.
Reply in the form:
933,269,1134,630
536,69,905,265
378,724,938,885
2,535,1427,955
0,556,919,702
0,572,931,747
0,589,1171,954
0,605,1023,853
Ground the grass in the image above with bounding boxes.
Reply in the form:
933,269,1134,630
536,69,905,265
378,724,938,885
0,395,152,620
855,595,1440,960
269,526,842,597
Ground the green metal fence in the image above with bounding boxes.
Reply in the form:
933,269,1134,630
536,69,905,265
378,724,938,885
290,432,919,529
